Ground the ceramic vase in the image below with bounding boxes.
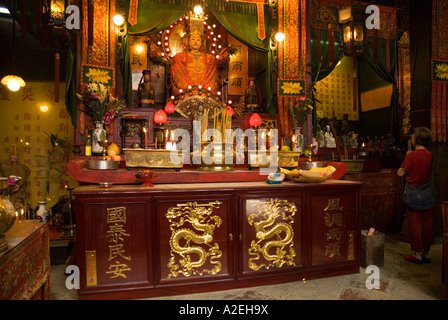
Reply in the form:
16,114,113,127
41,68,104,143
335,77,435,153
36,201,49,222
92,121,106,155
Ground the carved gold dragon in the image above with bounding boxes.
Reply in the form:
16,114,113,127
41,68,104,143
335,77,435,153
247,199,297,271
166,201,223,278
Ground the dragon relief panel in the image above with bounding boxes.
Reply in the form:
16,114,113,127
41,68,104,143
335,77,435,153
247,199,297,271
165,201,223,278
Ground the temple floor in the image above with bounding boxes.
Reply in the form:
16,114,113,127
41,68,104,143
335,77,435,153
50,234,446,300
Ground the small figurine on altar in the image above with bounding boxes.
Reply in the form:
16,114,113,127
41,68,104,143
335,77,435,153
385,132,396,156
245,77,261,111
138,70,155,108
379,135,387,156
340,113,351,137
349,131,358,149
316,127,325,148
324,125,336,148
366,136,374,155
373,135,380,155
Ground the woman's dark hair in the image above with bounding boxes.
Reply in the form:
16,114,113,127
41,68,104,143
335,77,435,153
413,127,434,149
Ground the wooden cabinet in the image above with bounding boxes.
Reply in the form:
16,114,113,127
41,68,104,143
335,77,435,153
0,221,50,300
238,193,304,278
309,192,359,277
344,173,403,233
154,194,234,285
74,180,361,299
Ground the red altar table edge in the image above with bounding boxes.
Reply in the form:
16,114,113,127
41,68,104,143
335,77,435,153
0,221,50,300
66,158,347,185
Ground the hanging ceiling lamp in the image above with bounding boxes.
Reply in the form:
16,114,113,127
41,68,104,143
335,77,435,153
1,75,26,92
338,1,366,56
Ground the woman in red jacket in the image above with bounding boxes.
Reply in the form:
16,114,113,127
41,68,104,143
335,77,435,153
397,127,435,264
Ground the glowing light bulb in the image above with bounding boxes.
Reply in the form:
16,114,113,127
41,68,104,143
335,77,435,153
275,32,285,42
7,80,21,91
193,5,203,15
112,14,124,26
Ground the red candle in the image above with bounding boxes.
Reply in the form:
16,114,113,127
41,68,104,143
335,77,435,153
143,127,147,149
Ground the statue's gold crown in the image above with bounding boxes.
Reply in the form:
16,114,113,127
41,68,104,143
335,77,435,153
189,15,204,37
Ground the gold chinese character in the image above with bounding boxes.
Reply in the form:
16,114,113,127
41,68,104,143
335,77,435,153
325,228,342,242
107,207,127,224
324,213,343,227
325,242,341,258
107,223,130,243
108,244,131,261
324,198,343,212
106,262,131,279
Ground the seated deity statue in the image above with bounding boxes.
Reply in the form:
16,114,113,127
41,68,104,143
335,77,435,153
170,32,219,93
245,78,260,110
324,125,336,148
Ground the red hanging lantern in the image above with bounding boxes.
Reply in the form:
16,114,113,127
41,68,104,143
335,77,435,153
154,109,167,124
249,113,262,127
225,106,234,116
164,101,175,114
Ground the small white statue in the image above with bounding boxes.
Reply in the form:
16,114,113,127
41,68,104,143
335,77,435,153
350,131,359,149
316,128,325,148
324,125,336,148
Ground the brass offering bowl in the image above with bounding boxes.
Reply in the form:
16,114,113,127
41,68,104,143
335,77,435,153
86,160,120,170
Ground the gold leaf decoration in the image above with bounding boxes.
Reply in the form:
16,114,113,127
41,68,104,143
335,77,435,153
85,68,112,84
281,81,304,95
435,63,448,80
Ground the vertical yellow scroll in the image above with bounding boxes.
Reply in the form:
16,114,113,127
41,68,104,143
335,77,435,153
228,34,248,96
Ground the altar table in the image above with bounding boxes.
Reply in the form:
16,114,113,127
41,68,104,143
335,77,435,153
0,221,50,300
74,180,362,300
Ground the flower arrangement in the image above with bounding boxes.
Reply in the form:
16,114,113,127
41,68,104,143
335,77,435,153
288,96,313,128
289,58,329,130
76,83,127,125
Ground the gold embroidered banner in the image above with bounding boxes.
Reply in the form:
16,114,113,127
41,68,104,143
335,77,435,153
398,32,411,137
431,0,448,142
278,0,305,137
